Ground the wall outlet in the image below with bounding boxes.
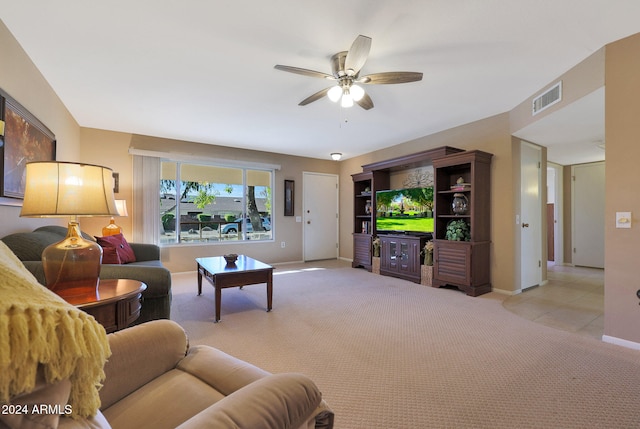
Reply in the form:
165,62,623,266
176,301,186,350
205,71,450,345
281,241,286,248
616,212,632,229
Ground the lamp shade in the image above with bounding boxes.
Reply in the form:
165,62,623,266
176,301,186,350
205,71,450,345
20,161,119,217
114,199,129,217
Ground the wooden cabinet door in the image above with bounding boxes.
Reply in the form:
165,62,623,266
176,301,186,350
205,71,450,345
353,234,372,269
434,240,471,286
397,239,419,277
380,236,394,271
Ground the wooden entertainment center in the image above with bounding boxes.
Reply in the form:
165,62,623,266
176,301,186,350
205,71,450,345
352,146,493,296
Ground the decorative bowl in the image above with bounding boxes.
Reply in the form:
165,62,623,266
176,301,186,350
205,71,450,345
223,253,238,264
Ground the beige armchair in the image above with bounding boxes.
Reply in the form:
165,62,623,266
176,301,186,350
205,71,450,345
63,320,334,429
0,238,333,429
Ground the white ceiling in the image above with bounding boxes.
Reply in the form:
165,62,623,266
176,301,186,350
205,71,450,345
1,1,638,163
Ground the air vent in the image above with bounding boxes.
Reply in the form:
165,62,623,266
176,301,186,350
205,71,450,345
532,81,562,115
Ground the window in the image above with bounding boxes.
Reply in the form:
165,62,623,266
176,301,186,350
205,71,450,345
159,161,273,244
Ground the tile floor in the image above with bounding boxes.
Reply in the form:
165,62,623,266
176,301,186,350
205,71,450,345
502,263,604,340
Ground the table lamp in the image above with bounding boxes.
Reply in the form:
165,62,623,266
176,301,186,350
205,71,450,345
102,199,128,236
20,161,119,293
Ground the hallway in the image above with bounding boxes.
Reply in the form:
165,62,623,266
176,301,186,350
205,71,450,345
503,264,604,340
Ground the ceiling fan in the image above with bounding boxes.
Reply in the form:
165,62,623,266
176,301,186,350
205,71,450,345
274,35,423,110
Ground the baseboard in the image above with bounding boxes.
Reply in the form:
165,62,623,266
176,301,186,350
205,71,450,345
271,260,305,266
491,288,520,296
602,335,640,350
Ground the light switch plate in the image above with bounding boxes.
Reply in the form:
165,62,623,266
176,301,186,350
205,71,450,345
616,212,632,228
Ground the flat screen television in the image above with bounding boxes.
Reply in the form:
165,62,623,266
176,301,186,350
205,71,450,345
375,187,434,235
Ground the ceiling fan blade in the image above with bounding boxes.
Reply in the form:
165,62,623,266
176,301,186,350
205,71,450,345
274,65,335,80
358,71,423,85
356,93,374,110
344,35,372,76
299,87,332,106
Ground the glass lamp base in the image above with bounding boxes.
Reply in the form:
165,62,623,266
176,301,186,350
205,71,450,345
102,217,122,236
42,221,103,292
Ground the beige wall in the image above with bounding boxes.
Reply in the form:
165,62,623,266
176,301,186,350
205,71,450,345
510,47,605,134
603,32,640,344
0,20,80,237
77,128,135,238
2,16,640,344
79,132,339,272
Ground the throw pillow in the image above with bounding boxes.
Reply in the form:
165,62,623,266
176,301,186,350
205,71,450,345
95,234,136,264
101,246,122,264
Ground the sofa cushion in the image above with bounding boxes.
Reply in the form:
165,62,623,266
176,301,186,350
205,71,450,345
95,234,136,264
0,230,64,261
100,320,188,409
175,373,323,429
102,370,225,429
177,345,270,396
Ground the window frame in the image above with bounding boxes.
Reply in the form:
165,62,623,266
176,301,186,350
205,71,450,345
159,159,275,245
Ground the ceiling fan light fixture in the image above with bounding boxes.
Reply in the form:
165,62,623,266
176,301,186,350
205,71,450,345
340,90,354,108
350,84,365,102
327,86,342,102
275,35,421,111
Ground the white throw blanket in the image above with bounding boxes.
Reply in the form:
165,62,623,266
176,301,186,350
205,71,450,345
0,241,111,418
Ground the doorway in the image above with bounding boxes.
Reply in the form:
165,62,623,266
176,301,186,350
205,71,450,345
520,141,543,290
572,162,605,268
302,172,339,261
546,162,564,266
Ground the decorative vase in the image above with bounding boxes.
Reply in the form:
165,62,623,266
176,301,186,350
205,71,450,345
372,256,381,274
421,265,433,287
452,193,469,215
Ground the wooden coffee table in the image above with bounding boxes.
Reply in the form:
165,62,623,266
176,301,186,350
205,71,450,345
57,279,147,333
196,255,273,322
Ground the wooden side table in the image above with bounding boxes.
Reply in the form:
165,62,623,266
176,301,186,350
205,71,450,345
57,279,147,333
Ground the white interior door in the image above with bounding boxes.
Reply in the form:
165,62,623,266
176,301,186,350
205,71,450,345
520,142,542,290
572,162,605,268
303,172,338,261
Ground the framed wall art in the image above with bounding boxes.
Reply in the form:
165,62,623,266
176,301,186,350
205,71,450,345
0,89,56,201
284,179,294,216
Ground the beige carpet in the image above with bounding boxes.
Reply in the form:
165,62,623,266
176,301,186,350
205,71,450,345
171,259,640,428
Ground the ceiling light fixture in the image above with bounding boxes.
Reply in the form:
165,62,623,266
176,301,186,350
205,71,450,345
329,82,365,109
340,89,354,108
350,84,365,101
327,86,342,102
331,153,342,161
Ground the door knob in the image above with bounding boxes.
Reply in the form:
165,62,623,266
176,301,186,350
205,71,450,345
522,223,529,228
307,221,311,224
